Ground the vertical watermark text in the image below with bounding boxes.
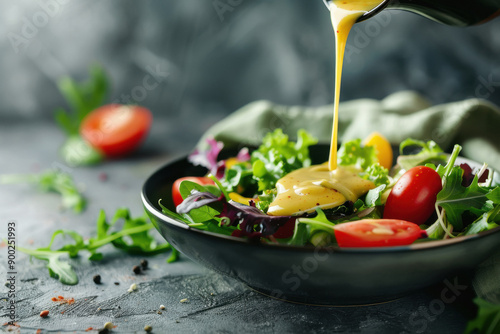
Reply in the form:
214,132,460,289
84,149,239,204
5,221,17,325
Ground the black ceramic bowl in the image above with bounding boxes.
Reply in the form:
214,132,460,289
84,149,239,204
141,145,500,305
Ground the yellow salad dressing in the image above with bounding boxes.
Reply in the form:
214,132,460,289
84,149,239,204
267,164,376,216
267,0,384,216
328,0,385,170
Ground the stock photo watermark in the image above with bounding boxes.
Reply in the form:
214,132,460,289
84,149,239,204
5,221,18,325
7,0,71,54
474,68,500,99
408,277,468,333
111,65,169,105
345,10,397,64
269,246,335,301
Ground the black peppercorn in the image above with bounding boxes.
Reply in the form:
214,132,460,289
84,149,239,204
93,274,101,284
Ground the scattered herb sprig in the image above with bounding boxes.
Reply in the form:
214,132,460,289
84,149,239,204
18,208,177,285
55,64,109,166
0,169,86,213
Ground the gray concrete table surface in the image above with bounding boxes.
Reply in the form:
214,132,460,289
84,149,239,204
0,121,477,334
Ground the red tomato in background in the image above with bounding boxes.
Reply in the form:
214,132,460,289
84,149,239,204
172,177,215,207
80,104,152,157
383,166,442,225
333,219,425,247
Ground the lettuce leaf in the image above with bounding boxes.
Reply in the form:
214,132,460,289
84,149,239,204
337,138,377,170
397,139,447,171
251,129,317,191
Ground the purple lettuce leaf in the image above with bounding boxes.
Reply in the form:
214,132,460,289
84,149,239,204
176,190,294,238
188,137,224,177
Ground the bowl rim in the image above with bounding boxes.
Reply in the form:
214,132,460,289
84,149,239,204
141,151,500,255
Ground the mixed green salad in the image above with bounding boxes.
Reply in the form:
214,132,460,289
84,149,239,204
160,129,500,248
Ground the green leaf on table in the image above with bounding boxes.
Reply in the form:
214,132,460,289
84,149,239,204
54,64,109,166
18,247,79,285
59,135,104,167
465,298,500,334
45,254,79,285
19,208,177,285
88,208,172,256
54,64,109,136
0,169,86,213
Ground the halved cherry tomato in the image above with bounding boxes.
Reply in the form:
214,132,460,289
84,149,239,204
363,132,393,170
80,104,152,157
383,166,442,225
333,219,425,247
172,177,215,207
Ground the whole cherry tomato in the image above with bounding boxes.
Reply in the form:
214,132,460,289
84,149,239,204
383,166,442,225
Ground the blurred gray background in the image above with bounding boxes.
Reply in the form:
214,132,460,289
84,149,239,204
1,0,499,148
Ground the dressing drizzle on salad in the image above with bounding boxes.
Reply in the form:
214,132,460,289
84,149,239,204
268,164,375,216
268,0,385,215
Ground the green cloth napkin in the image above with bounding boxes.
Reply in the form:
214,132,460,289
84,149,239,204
197,90,500,303
197,90,500,171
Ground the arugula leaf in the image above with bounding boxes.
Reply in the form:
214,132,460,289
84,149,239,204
397,139,447,171
19,208,176,285
19,243,80,285
87,209,172,256
436,166,489,230
337,138,377,170
0,169,86,213
465,298,500,334
463,210,500,236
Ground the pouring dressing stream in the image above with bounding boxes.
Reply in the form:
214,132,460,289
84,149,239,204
267,0,384,216
328,0,386,171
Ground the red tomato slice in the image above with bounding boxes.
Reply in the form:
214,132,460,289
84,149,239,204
172,177,215,207
383,166,442,225
80,104,152,157
333,219,426,247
